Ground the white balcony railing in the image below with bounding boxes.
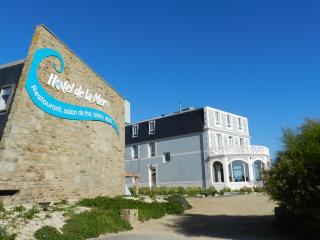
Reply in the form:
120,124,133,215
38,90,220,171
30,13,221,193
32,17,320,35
209,145,269,156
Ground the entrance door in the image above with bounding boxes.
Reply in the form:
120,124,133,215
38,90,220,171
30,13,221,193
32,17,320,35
149,166,157,188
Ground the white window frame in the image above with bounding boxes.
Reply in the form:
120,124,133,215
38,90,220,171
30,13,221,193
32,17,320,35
132,124,139,138
0,85,14,113
148,142,156,157
226,114,232,128
216,133,223,148
214,111,221,126
238,117,243,131
148,121,155,135
132,145,139,159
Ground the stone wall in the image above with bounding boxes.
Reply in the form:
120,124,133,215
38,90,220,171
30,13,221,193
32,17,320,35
0,25,125,205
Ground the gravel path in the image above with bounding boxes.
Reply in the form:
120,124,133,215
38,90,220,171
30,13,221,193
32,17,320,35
97,193,288,240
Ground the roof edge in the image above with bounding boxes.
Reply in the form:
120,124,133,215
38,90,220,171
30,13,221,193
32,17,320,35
0,59,25,70
35,24,125,100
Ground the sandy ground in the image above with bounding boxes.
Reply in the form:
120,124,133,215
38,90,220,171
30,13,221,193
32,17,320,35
97,193,289,240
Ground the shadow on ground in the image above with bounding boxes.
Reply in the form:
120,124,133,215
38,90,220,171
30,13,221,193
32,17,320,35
166,214,289,240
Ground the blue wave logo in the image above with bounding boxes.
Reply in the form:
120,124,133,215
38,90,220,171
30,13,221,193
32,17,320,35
25,48,119,136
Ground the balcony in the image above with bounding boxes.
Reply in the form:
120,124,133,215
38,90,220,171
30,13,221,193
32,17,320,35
209,145,270,156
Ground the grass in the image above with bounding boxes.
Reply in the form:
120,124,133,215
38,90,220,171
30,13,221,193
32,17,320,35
0,227,16,240
62,209,132,240
78,195,186,221
35,195,191,240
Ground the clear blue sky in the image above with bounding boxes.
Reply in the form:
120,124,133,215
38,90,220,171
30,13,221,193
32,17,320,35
1,0,319,158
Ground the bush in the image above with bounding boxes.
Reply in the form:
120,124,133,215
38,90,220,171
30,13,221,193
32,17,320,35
78,195,191,222
34,226,63,240
240,187,253,194
22,206,39,220
205,187,217,196
165,194,192,214
265,119,320,236
62,210,132,239
135,186,216,197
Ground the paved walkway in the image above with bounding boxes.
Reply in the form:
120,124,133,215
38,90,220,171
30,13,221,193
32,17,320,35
97,193,288,240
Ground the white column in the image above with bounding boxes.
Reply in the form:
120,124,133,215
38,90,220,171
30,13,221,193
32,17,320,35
223,157,229,186
248,158,254,183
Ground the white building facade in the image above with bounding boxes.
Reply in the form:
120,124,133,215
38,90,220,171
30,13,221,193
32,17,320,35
204,107,270,190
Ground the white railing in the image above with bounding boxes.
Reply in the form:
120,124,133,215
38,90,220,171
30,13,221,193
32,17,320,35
209,145,269,156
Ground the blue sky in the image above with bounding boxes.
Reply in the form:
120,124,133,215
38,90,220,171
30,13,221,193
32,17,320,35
1,0,319,158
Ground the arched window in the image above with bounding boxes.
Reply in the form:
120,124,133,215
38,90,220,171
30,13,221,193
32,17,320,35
253,160,265,181
228,160,249,182
212,162,224,183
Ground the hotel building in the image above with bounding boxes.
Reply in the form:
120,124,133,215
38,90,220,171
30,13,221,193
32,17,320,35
125,107,271,190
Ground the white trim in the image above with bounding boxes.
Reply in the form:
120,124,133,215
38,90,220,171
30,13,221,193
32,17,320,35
214,110,222,127
131,144,139,159
148,141,156,157
148,120,155,135
132,124,139,138
226,113,233,129
126,131,203,146
204,127,249,138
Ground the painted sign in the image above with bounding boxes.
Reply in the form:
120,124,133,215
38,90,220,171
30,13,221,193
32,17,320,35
25,48,119,135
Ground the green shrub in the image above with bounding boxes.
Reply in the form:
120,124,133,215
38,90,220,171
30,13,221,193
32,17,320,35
205,187,217,196
13,205,26,213
78,194,191,222
165,194,192,214
240,186,253,194
222,187,231,193
62,210,132,240
22,206,39,220
265,119,320,236
34,226,63,240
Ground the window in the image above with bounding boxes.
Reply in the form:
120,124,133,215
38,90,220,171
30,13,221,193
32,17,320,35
226,114,232,128
163,152,170,163
228,136,233,147
132,124,138,137
238,117,243,130
216,134,223,148
239,138,244,147
149,121,155,134
0,86,13,111
215,111,221,125
148,142,156,157
253,160,265,181
228,160,249,182
132,145,139,159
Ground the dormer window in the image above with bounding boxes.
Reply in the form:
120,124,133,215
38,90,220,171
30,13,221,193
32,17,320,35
149,121,155,134
0,86,14,112
132,124,138,137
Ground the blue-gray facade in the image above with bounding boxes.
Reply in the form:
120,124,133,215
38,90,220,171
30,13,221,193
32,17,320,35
125,107,271,190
